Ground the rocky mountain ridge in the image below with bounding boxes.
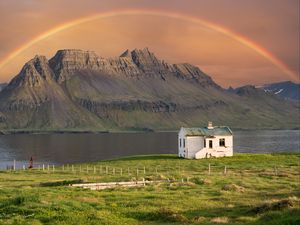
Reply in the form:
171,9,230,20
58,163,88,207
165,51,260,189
260,81,300,101
0,48,299,131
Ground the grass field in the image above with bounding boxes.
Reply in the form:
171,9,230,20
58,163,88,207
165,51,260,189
0,153,299,225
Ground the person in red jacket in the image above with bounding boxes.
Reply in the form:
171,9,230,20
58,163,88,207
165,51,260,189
28,157,33,169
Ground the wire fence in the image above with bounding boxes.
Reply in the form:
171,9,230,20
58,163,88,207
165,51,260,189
2,160,297,179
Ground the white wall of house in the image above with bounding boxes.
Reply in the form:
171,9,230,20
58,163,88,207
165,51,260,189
195,135,233,159
178,127,233,159
186,136,204,159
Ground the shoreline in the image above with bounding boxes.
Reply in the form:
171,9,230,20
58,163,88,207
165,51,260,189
1,127,300,135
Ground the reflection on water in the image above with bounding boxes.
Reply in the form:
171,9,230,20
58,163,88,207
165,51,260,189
0,130,299,169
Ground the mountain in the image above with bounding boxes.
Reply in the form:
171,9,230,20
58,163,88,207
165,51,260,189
0,83,7,92
259,81,300,102
0,48,299,132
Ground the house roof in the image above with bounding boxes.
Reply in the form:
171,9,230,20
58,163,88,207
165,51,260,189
182,126,233,137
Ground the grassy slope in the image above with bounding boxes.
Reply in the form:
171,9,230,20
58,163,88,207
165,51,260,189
0,153,299,225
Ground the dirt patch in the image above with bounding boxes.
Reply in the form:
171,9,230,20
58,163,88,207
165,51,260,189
193,216,206,222
250,198,296,214
222,184,245,192
211,217,229,223
190,177,212,185
203,179,212,185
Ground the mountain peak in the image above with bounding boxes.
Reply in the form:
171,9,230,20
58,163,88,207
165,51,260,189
130,47,162,72
32,54,48,62
6,55,53,88
50,49,99,63
131,47,155,59
49,49,101,83
120,49,130,57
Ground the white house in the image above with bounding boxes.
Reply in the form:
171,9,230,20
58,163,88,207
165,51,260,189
178,122,233,159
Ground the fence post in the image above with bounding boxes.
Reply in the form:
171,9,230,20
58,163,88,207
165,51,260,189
208,163,211,175
47,165,50,171
23,165,25,170
120,168,123,176
13,159,16,171
52,165,55,172
224,166,227,175
43,164,45,171
86,165,89,174
143,166,146,174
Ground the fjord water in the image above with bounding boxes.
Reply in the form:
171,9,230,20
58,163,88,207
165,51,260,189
0,130,299,169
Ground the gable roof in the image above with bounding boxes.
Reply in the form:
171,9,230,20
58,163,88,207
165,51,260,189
181,126,233,136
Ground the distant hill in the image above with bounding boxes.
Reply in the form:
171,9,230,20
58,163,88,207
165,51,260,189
0,48,299,132
260,81,300,101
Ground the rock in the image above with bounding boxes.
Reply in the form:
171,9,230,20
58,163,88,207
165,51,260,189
222,184,245,192
49,49,101,83
9,55,54,88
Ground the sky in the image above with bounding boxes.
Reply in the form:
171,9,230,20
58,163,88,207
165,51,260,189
0,0,299,87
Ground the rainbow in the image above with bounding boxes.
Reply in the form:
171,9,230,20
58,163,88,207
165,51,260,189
0,9,297,80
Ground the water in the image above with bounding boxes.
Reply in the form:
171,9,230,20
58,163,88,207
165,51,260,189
0,130,299,169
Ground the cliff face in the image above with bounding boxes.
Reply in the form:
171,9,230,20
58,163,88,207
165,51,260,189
47,48,217,86
0,48,299,131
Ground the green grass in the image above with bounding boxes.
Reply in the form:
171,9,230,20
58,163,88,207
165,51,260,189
0,153,299,224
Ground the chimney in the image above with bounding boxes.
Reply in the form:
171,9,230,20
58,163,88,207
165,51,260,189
207,121,213,129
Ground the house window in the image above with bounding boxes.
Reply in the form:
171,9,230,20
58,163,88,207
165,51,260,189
204,139,206,148
209,140,213,148
183,139,185,148
219,138,225,147
179,138,182,147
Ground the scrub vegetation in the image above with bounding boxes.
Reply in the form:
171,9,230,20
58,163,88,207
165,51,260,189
0,153,299,224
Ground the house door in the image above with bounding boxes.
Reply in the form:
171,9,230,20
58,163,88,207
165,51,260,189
209,140,213,148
